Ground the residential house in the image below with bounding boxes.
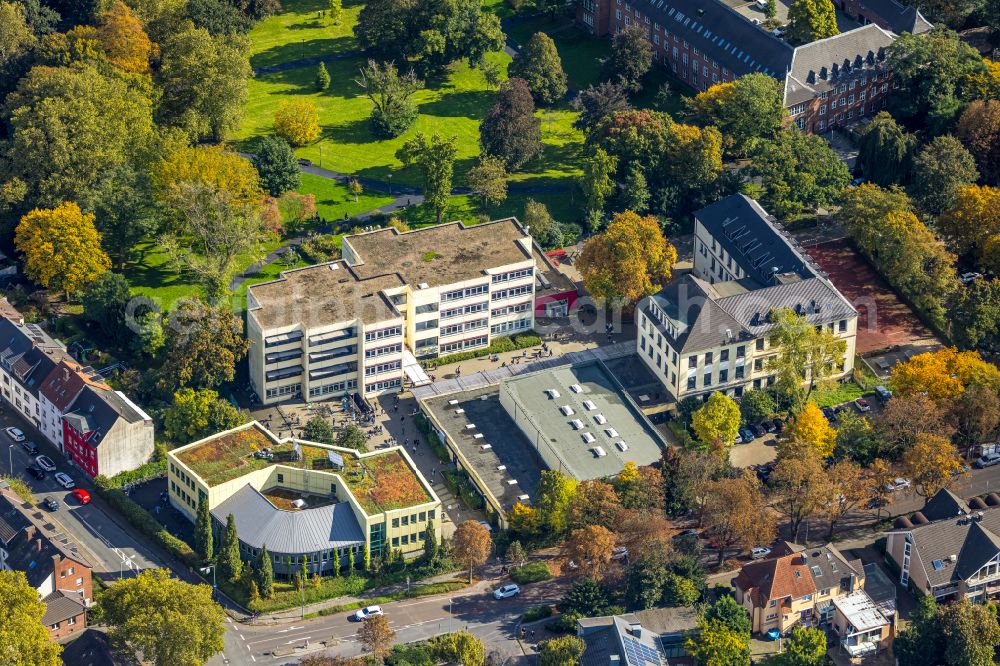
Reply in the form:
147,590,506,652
578,608,700,666
885,488,1000,602
576,0,920,132
38,359,109,452
635,195,857,403
0,485,92,640
62,385,154,479
247,219,573,404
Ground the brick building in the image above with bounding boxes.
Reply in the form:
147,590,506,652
577,0,925,133
837,0,931,34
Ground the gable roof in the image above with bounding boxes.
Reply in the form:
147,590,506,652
784,25,896,104
0,491,91,590
41,589,86,626
921,488,971,522
63,385,151,444
856,0,932,34
735,552,816,607
40,360,109,413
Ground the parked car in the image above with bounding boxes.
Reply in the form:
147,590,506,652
611,546,629,561
854,398,871,413
875,385,892,402
5,426,25,442
26,465,45,480
35,455,56,472
733,432,743,445
953,464,971,477
752,423,766,438
71,489,91,505
960,272,983,285
884,478,911,492
43,496,58,511
821,406,836,421
739,427,756,442
353,605,384,621
866,497,887,509
756,461,777,483
54,472,74,489
763,420,777,433
673,528,698,540
20,440,37,455
771,419,784,434
751,547,772,560
493,584,520,599
974,453,1000,469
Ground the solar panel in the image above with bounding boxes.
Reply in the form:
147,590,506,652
328,451,344,467
932,559,944,570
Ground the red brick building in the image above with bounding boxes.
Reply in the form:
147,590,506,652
837,0,931,34
576,0,924,133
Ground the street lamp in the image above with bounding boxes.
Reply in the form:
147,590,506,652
200,564,217,589
388,173,392,196
8,444,12,474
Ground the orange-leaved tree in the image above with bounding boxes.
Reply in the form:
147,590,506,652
453,520,492,583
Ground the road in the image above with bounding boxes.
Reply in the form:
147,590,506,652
213,581,561,666
1,411,162,579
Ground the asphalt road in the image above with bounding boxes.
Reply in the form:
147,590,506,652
214,582,561,666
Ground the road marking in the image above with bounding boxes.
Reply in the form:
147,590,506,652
246,629,315,646
250,655,256,662
286,637,311,644
239,633,245,640
277,626,303,633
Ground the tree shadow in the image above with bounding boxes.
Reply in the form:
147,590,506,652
287,19,325,30
323,117,376,146
418,89,494,120
251,36,359,70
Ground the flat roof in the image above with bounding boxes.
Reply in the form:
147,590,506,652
344,219,532,286
171,422,433,514
422,385,543,512
833,590,889,631
248,262,402,330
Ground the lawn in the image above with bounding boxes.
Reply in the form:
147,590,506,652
248,0,363,70
811,381,866,408
297,172,394,220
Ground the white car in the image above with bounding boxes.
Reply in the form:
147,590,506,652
353,605,384,621
751,547,772,560
5,426,25,442
975,453,1000,469
611,546,629,561
54,472,75,489
35,455,56,472
884,478,911,492
493,584,520,599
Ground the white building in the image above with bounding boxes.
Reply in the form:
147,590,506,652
247,219,540,404
636,195,858,402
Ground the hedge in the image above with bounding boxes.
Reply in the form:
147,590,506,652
510,561,552,584
432,332,542,367
95,486,198,567
522,605,553,623
413,412,451,463
442,470,485,510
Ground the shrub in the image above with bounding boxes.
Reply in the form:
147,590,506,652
2,476,35,506
95,459,166,491
299,234,342,263
510,561,552,584
522,605,553,622
433,332,541,366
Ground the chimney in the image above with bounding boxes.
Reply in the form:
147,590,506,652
36,537,43,553
627,622,642,638
848,573,857,592
63,367,69,382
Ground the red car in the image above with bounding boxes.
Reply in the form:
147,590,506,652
71,489,91,505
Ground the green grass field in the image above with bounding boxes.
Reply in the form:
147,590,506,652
248,0,363,69
297,172,393,219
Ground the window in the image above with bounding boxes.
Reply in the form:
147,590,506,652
441,301,489,319
736,345,745,358
820,104,827,115
415,303,438,314
277,473,284,483
364,326,402,342
703,373,711,386
366,378,402,393
719,369,728,382
365,360,401,377
491,285,532,301
756,338,764,351
687,376,696,390
491,268,533,284
705,352,713,364
839,319,847,332
442,284,488,302
365,343,402,358
720,349,729,362
688,356,697,369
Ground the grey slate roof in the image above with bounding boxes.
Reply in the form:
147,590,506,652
580,612,689,666
802,544,863,593
211,484,365,555
41,589,85,625
713,277,857,337
645,276,749,353
921,489,971,522
785,25,896,104
0,496,90,590
63,385,150,446
856,0,932,34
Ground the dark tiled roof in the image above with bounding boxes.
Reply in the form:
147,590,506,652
645,276,748,353
713,277,857,337
63,385,150,446
786,25,896,102
59,629,123,666
857,0,932,34
40,360,109,413
921,489,971,522
41,589,85,626
802,544,863,593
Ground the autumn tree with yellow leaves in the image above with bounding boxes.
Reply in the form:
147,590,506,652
939,185,1000,258
155,145,264,211
788,402,837,459
564,524,617,578
691,392,741,453
274,98,321,146
577,210,678,306
15,202,110,296
902,433,965,498
890,347,1000,404
97,1,154,76
701,474,775,565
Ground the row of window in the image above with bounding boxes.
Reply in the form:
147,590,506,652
266,384,301,399
308,378,357,398
311,346,354,363
441,318,488,337
492,301,531,318
266,349,302,364
366,378,401,393
491,318,532,335
266,365,303,382
442,284,489,302
491,268,533,284
365,326,402,342
365,360,401,377
441,301,488,319
309,328,354,347
415,303,438,314
391,509,435,528
365,343,401,359
492,285,532,301
440,335,488,354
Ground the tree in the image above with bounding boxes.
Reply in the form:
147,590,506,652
314,61,331,92
577,211,678,306
770,449,830,542
952,383,1000,450
538,636,585,666
534,469,578,535
856,112,916,187
701,476,774,564
750,127,850,218
0,570,63,665
687,74,785,157
566,480,622,531
957,100,1000,185
423,522,439,561
5,63,154,208
102,569,225,666
303,416,335,444
85,164,160,270
788,402,837,459
158,298,250,392
691,392,741,452
194,498,214,562
564,525,616,579
739,390,775,426
574,82,631,134
328,0,342,23
787,0,838,43
348,547,355,575
625,548,673,609
155,144,264,210
508,32,566,105
164,388,245,442
255,544,274,598
434,630,485,666
505,540,525,567
98,0,153,75
397,133,457,224
251,136,301,197
335,423,368,451
604,25,651,93
355,60,423,138
217,513,243,584
704,596,751,639
467,156,508,208
188,0,253,35
480,78,543,170
274,98,321,146
522,199,562,250
765,627,827,666
767,308,848,404
823,460,868,539
580,148,618,219
348,179,363,203
911,135,979,216
614,463,664,513
866,458,896,522
872,392,955,458
891,347,1000,404
453,520,491,583
82,271,132,346
621,165,650,212
562,578,615,618
902,433,963,497
939,185,1000,257
896,597,1000,666
156,25,250,142
833,410,883,465
765,0,777,18
662,573,699,607
358,614,395,663
15,202,110,296
950,277,1000,351
686,618,750,666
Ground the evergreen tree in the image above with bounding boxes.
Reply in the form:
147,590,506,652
195,498,213,562
622,164,650,212
333,551,341,577
363,545,371,571
604,25,652,93
255,544,274,598
423,522,439,561
315,61,331,91
505,540,526,567
509,32,567,105
217,513,243,584
765,0,777,19
329,0,342,24
480,78,543,170
348,547,356,575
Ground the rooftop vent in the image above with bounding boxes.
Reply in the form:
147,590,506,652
570,419,584,430
480,444,492,450
583,400,596,410
605,428,619,438
582,432,596,444
518,494,530,501
592,446,607,457
497,465,507,471
570,384,583,393
448,400,459,406
546,389,560,399
473,433,484,439
507,479,518,485
615,441,628,452
560,405,574,416
594,414,607,425
454,409,465,414
292,499,307,509
417,283,430,289
465,423,477,430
